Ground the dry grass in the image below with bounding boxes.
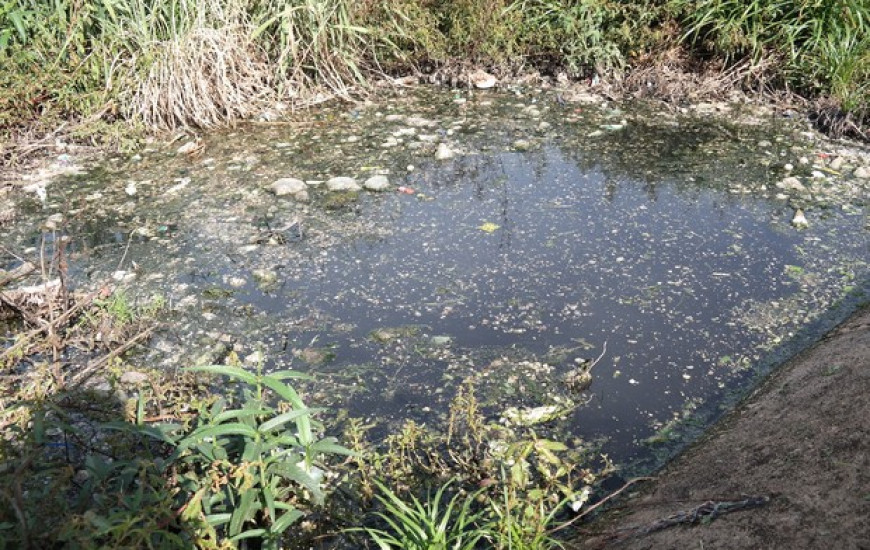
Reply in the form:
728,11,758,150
130,26,273,130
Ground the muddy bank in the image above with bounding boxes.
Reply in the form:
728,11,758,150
578,303,870,549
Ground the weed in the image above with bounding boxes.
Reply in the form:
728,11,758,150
359,480,491,550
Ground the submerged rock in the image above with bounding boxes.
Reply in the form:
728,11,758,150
855,166,870,179
364,175,391,192
325,176,361,192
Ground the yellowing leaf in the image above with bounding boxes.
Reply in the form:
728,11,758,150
478,222,500,233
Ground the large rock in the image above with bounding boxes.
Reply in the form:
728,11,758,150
270,178,307,196
325,176,361,192
363,175,391,192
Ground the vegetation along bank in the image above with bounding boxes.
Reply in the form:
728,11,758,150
1,0,869,163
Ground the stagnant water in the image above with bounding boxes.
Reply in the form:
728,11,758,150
3,88,869,474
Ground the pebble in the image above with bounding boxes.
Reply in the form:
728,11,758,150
854,166,870,179
120,371,149,385
513,139,532,151
124,182,137,196
325,177,361,192
43,213,64,231
829,156,844,171
792,209,809,228
435,143,455,160
177,141,199,155
363,175,391,192
776,176,805,192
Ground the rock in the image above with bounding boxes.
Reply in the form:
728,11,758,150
513,139,532,151
325,176,361,192
470,70,497,89
245,350,265,365
776,176,805,192
177,141,200,155
430,335,452,346
112,270,136,283
829,156,845,171
43,213,64,231
120,371,149,385
792,209,809,228
435,143,455,160
293,189,310,203
363,175,391,192
124,182,137,196
854,166,870,179
270,177,307,196
252,269,278,285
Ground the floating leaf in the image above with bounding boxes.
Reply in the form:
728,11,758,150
478,222,500,233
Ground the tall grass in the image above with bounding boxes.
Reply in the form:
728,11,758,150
1,0,868,142
672,0,870,111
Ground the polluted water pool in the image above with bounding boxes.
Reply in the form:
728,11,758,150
3,87,869,474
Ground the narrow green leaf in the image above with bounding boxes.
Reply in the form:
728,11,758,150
229,489,257,536
231,528,268,541
260,375,305,409
307,437,358,457
258,409,320,434
267,369,313,381
180,423,258,447
185,365,258,385
272,508,304,534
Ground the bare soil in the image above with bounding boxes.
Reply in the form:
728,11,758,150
578,304,870,550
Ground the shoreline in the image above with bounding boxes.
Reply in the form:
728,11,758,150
578,302,870,549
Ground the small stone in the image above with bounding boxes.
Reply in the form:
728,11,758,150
513,139,532,151
792,209,809,228
854,166,870,179
799,156,809,165
43,213,64,231
227,277,246,288
120,371,149,385
325,176,361,192
829,156,845,171
177,141,200,155
435,143,455,160
363,175,391,192
784,163,794,172
252,269,278,285
758,140,772,147
124,182,137,196
470,70,497,89
776,176,805,192
270,178,307,196
112,270,136,282
245,350,266,365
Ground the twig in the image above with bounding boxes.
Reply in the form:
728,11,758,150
68,327,154,388
0,291,97,364
0,262,36,287
548,476,655,534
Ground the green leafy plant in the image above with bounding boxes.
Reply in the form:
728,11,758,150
168,363,356,548
361,480,491,550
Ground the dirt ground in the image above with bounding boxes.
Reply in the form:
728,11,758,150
576,304,870,550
